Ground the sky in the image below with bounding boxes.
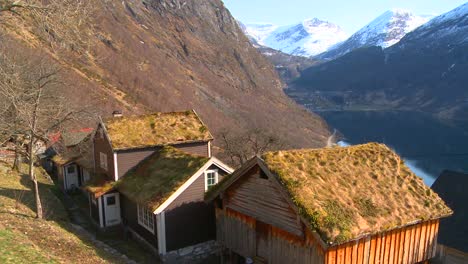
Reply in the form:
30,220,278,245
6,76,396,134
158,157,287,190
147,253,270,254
223,0,468,34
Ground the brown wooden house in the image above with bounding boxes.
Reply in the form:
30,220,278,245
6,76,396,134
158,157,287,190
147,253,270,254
206,143,453,264
83,110,233,256
50,128,94,191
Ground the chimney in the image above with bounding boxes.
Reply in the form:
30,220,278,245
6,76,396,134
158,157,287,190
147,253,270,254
112,110,123,118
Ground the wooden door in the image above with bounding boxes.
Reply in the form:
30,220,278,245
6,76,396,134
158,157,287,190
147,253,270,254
104,193,121,226
256,220,270,261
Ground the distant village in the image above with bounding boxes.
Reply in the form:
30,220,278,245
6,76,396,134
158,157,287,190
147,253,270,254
1,109,465,264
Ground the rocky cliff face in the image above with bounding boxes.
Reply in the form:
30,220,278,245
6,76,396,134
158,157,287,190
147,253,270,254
1,0,329,149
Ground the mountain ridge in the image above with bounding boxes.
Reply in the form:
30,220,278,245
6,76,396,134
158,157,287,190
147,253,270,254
288,3,468,120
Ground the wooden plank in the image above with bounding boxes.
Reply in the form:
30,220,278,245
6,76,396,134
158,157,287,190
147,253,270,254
357,240,365,264
351,241,359,264
418,222,427,262
388,230,396,264
413,224,422,262
426,220,435,259
344,242,353,264
328,247,337,264
337,245,346,264
407,225,416,264
379,234,387,264
397,229,405,264
402,227,411,264
374,234,381,264
363,237,371,264
393,229,401,264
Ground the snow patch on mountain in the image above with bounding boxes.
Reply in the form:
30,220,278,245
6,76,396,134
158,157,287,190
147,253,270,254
242,18,348,57
316,9,432,60
243,23,278,45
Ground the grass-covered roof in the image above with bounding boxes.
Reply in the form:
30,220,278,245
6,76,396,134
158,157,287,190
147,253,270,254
104,110,213,150
83,173,116,198
261,143,452,245
116,146,210,211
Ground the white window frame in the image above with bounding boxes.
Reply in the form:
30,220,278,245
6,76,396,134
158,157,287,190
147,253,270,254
137,204,155,234
99,152,108,171
204,169,219,191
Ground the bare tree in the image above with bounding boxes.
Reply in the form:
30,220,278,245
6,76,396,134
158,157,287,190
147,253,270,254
219,128,285,166
0,51,92,219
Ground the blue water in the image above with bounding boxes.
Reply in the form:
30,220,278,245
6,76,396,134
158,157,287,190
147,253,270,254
321,111,468,186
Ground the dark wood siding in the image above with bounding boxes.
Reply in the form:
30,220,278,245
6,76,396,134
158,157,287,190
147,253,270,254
116,141,210,179
225,165,303,237
324,219,440,264
89,194,100,224
176,141,210,157
117,148,155,179
165,201,216,252
120,194,158,248
166,164,227,211
94,125,114,180
163,164,226,251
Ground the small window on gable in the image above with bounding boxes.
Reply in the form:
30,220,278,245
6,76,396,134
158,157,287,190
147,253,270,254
107,196,116,205
67,165,75,174
205,169,219,191
137,204,154,233
100,152,108,171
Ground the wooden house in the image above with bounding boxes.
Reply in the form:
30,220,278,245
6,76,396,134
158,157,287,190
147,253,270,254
50,128,94,191
431,170,468,264
206,143,453,264
83,110,233,256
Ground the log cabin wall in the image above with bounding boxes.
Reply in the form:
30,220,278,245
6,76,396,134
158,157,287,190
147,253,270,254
217,164,325,263
225,166,303,237
325,219,440,264
216,207,326,264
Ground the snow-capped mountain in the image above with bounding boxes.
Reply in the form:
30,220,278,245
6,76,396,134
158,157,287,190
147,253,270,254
292,2,468,120
243,18,348,57
242,23,278,45
318,9,432,60
397,3,468,47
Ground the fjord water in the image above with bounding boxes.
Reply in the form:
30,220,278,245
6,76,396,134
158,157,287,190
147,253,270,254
320,111,468,186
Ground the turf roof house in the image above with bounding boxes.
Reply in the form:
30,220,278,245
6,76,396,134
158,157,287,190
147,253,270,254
85,110,233,255
207,143,453,264
49,128,94,191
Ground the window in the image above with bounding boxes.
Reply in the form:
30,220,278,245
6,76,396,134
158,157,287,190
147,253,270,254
137,204,154,233
67,165,75,174
100,152,108,171
106,196,116,205
205,169,219,191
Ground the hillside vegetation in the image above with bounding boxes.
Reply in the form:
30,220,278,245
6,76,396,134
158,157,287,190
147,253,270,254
0,0,330,150
0,162,124,263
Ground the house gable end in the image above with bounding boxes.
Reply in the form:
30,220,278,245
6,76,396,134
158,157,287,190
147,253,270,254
224,163,304,238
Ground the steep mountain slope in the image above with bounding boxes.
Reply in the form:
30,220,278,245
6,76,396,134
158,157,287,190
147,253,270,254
289,3,468,120
317,9,431,60
244,19,348,57
1,0,330,149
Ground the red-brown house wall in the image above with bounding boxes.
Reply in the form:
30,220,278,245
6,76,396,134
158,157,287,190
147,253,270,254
93,125,114,180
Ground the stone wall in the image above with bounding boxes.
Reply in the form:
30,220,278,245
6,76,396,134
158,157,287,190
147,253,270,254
162,240,221,264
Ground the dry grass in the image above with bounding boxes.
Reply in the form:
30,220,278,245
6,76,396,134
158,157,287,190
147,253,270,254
83,174,115,198
262,143,452,244
116,146,209,211
105,110,213,150
0,161,125,263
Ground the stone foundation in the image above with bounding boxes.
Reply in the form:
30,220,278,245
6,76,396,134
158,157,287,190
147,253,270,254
162,240,220,264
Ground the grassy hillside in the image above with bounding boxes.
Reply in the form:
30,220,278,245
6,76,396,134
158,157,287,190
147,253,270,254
0,0,330,151
0,161,125,263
